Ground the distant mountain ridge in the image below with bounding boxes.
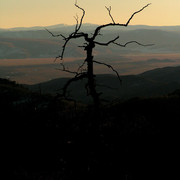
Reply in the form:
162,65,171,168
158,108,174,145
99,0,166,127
1,26,180,59
1,24,180,32
26,66,180,102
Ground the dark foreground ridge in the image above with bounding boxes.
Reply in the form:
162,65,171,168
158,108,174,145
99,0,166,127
2,78,179,180
27,66,180,102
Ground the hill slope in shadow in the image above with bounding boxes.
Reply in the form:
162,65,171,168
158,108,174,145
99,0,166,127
26,66,180,102
2,77,180,180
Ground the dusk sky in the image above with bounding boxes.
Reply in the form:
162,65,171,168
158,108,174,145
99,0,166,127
0,0,180,28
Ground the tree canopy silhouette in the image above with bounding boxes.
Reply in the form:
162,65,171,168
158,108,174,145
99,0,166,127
46,1,152,107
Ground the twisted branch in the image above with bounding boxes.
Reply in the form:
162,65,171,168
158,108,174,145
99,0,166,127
105,6,115,24
93,60,121,84
125,3,151,26
77,59,87,73
113,40,154,47
74,1,85,33
93,3,151,40
45,28,66,39
56,63,78,75
94,36,119,46
46,1,87,60
62,73,88,97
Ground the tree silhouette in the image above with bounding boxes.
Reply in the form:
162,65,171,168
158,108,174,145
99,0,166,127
46,1,152,107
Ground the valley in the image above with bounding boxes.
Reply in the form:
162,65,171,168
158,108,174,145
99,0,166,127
0,53,180,84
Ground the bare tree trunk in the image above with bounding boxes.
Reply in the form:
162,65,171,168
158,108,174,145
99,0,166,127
85,41,100,107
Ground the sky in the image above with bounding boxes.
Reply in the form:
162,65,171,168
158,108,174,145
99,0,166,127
0,0,180,28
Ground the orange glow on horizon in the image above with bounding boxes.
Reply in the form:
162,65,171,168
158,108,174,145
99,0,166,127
0,0,180,28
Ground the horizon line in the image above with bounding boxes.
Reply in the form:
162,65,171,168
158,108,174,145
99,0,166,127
1,23,180,29
0,23,180,29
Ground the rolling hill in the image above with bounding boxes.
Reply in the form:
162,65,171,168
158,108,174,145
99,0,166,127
0,38,84,59
0,24,180,59
26,66,180,102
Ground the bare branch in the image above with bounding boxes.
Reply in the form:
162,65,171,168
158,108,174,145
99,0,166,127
45,28,66,39
45,27,69,60
54,55,62,62
46,1,87,61
74,1,85,33
92,3,151,40
125,3,151,26
113,40,154,47
56,63,79,75
105,6,115,24
60,39,70,60
62,73,88,97
74,14,79,31
57,32,88,60
93,60,121,84
94,36,119,46
91,32,102,37
77,59,87,73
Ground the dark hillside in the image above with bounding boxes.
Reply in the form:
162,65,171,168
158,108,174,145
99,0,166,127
140,66,180,83
0,78,29,105
27,66,180,101
2,78,179,180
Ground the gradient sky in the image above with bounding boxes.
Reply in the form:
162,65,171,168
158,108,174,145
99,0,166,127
0,0,180,28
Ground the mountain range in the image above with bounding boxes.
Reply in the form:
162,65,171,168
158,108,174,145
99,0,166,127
0,24,180,59
1,24,180,32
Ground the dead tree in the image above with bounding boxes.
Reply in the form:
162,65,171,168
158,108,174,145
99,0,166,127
46,1,152,107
